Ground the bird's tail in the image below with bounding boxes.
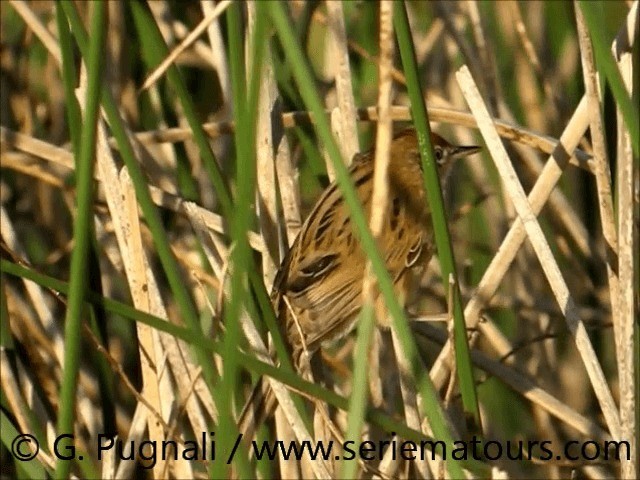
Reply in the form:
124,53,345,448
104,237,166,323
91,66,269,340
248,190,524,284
237,376,278,441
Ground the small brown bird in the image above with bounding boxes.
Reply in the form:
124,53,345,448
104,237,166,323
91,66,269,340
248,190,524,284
239,128,480,438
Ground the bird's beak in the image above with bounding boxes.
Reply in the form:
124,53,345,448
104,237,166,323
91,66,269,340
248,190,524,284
451,145,482,159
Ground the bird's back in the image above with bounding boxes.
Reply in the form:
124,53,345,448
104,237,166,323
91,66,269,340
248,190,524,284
271,129,434,362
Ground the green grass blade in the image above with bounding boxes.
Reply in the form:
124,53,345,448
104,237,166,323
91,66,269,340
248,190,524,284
54,2,106,478
394,0,481,430
579,1,639,158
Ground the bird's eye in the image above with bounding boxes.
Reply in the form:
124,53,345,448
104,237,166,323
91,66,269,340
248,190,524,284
434,146,444,164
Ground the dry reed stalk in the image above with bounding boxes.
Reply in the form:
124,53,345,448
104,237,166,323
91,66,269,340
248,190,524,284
612,3,638,478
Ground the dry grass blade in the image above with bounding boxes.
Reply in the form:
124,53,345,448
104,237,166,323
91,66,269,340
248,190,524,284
419,323,611,441
248,1,284,284
0,105,584,172
430,94,590,388
326,0,359,162
575,3,621,340
8,0,61,63
239,309,332,479
201,0,233,111
140,0,232,93
120,169,173,478
0,351,59,473
355,0,397,477
457,65,621,439
612,3,638,477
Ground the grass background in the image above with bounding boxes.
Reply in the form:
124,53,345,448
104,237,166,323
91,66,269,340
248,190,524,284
0,1,637,479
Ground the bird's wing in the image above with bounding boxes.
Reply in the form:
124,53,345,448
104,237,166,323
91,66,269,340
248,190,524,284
281,238,365,347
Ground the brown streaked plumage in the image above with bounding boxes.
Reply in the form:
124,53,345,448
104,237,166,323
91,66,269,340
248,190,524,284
239,129,480,439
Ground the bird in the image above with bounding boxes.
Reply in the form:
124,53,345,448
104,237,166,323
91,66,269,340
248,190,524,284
238,128,480,439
